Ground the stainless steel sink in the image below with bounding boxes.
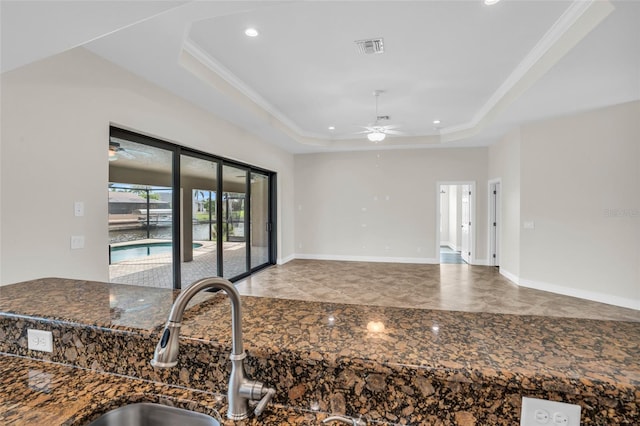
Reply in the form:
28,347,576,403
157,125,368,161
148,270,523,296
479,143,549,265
85,402,220,426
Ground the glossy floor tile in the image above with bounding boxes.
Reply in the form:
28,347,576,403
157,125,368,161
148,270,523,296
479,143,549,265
235,260,640,322
109,241,267,288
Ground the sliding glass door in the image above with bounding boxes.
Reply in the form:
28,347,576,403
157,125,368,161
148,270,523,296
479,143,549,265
180,154,219,288
108,127,275,289
222,165,248,279
108,136,175,288
250,172,270,268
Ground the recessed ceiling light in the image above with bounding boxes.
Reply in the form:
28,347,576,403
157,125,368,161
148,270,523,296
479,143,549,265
433,120,441,125
328,126,335,130
244,28,259,37
484,0,501,5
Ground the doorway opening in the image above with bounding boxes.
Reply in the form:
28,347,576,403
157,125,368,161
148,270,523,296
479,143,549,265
436,182,475,264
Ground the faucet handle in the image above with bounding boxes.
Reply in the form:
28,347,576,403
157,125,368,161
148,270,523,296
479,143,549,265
238,380,276,417
253,387,276,417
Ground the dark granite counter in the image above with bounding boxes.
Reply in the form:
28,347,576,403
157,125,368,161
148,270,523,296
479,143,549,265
0,354,327,425
1,277,639,425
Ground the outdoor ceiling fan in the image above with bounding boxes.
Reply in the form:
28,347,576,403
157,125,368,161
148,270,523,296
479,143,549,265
108,137,152,162
108,141,134,161
355,90,403,142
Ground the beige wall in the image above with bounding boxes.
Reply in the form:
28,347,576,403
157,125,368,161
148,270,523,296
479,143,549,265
519,101,639,308
294,148,489,263
488,128,522,279
0,48,294,285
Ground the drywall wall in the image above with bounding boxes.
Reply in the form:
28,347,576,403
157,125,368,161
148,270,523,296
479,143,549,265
294,148,489,263
0,47,294,285
519,101,640,309
488,128,522,280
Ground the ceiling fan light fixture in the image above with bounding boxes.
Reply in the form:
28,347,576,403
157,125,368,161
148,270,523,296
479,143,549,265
108,144,118,161
367,131,386,142
244,28,259,37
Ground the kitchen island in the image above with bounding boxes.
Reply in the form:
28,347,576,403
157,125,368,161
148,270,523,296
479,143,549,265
1,278,638,425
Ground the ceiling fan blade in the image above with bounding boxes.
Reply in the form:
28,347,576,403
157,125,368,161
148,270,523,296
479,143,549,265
354,125,375,130
126,148,153,157
382,124,401,131
118,150,136,160
384,129,405,135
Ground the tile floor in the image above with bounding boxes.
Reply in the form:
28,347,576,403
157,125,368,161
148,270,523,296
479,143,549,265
110,244,638,323
109,241,267,288
235,259,640,322
439,246,466,264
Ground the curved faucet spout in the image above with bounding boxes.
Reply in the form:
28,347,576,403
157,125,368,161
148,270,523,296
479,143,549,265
165,277,243,355
150,277,274,420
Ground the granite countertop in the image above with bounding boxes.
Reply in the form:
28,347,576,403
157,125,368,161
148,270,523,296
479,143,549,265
0,354,324,425
1,277,639,425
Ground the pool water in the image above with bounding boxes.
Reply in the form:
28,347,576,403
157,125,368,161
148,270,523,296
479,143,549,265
110,242,202,263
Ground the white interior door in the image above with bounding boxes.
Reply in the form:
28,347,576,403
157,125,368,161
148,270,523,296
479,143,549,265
460,185,471,263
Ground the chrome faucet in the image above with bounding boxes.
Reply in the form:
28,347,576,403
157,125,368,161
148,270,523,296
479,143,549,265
151,277,275,420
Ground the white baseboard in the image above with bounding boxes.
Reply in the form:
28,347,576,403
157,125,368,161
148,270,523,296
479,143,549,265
471,258,490,266
277,254,295,265
295,253,438,264
519,278,640,311
499,268,520,285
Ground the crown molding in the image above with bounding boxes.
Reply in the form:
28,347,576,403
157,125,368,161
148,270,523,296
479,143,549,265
182,38,327,141
181,0,614,149
441,0,614,141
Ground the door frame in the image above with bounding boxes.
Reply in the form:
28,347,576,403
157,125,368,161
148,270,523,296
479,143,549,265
488,178,501,267
435,181,476,264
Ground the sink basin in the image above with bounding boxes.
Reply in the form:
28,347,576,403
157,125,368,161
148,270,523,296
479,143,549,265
85,402,220,426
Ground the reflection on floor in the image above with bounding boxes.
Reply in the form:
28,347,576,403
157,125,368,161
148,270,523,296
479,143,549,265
108,241,268,288
439,246,466,264
235,259,639,322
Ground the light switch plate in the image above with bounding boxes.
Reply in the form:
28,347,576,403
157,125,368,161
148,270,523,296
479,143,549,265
74,201,84,217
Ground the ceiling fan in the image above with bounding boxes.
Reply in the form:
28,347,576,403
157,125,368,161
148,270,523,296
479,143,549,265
108,141,135,161
356,90,403,142
108,137,152,162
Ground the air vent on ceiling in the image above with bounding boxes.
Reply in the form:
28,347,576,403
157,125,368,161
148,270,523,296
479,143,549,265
377,115,390,121
354,38,384,55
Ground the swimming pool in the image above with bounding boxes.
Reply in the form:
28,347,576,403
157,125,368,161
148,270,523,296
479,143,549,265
110,242,202,263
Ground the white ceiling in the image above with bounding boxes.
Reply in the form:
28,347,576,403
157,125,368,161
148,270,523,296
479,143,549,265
2,1,639,153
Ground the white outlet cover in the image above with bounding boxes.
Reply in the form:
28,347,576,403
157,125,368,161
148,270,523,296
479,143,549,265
521,397,581,426
70,235,85,249
27,329,53,353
